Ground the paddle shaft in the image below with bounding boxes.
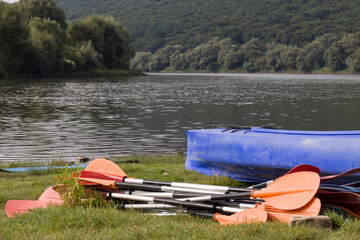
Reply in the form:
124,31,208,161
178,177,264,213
80,163,320,192
80,171,320,210
115,181,231,194
122,177,250,193
128,191,205,198
319,184,360,193
108,192,242,213
115,198,320,223
115,181,318,201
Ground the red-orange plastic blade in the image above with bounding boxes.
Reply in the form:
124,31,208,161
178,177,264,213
320,168,360,182
256,197,321,222
85,158,127,177
5,200,49,217
286,164,320,175
79,170,124,181
214,208,268,225
5,187,63,218
252,171,320,210
78,177,117,189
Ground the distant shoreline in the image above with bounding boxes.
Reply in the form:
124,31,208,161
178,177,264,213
1,69,145,80
146,71,359,76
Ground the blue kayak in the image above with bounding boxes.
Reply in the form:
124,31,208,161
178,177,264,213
185,127,360,184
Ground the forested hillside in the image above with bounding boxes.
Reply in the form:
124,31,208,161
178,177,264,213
56,0,360,52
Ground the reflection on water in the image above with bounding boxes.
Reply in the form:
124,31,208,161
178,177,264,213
1,73,360,163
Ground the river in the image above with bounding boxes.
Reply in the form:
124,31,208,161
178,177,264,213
1,73,360,163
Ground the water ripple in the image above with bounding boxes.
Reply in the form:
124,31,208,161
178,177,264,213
1,73,360,163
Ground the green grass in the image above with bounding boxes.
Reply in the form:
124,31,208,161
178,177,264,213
1,155,360,239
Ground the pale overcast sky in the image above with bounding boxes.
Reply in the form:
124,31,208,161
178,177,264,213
2,0,19,3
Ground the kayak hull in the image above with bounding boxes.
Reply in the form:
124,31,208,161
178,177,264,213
185,127,360,184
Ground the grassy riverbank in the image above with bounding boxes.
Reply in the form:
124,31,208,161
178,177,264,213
1,155,360,239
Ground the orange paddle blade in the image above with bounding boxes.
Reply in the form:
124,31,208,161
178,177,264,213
5,200,49,217
85,158,127,177
78,177,117,189
256,197,321,223
252,171,320,210
5,186,63,218
214,208,268,225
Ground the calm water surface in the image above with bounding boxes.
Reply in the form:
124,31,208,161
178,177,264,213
1,73,360,163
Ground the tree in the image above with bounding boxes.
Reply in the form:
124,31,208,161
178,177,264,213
186,37,221,71
67,16,133,69
169,50,189,70
281,45,301,71
296,41,323,72
147,45,182,71
241,38,265,63
19,0,67,29
324,43,346,71
346,48,360,73
64,41,101,71
131,52,151,71
266,43,300,71
28,18,66,75
339,33,359,57
222,50,244,71
266,43,286,72
296,33,339,72
217,38,239,70
0,2,31,76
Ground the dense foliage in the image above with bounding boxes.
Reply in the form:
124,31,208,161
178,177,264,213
131,33,360,73
56,0,360,53
0,0,133,78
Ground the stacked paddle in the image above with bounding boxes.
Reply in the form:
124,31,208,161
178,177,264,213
5,157,359,225
74,158,323,225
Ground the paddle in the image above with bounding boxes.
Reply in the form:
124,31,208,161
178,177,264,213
316,191,360,218
343,180,360,187
116,202,268,225
187,208,268,225
5,186,64,217
321,204,351,219
114,197,321,223
108,192,246,213
250,164,321,189
209,197,320,216
111,188,321,221
113,195,321,225
256,198,321,222
319,184,360,194
80,177,227,195
320,168,360,182
249,166,360,188
79,171,320,210
124,191,206,198
323,204,359,219
79,159,321,193
253,166,360,187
